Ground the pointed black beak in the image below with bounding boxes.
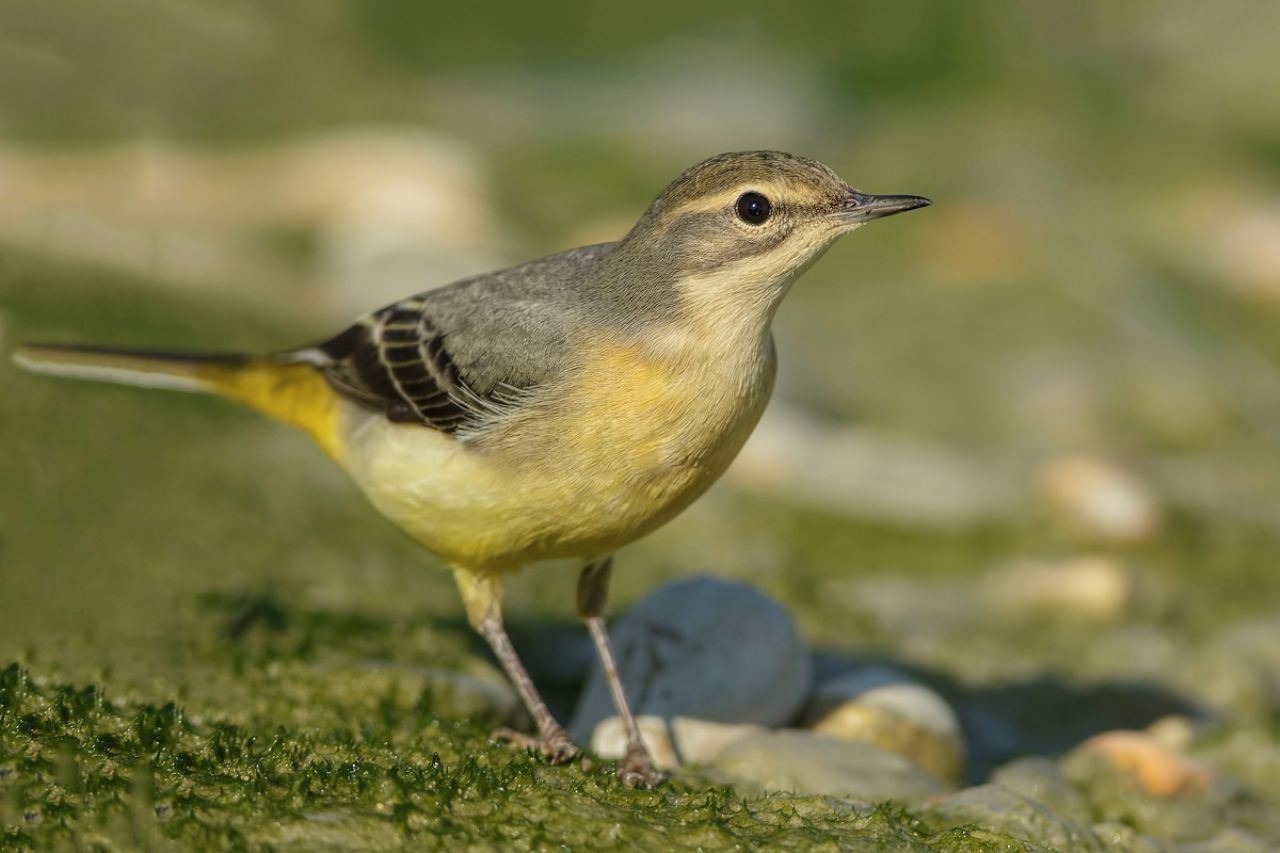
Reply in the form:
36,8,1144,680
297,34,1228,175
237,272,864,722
837,190,931,224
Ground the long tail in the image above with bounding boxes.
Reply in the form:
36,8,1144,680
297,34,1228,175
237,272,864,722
13,343,344,459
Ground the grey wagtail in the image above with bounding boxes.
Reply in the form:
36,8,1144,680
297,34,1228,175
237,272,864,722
14,151,929,787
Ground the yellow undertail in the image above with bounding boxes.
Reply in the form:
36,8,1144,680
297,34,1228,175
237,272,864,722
13,344,344,460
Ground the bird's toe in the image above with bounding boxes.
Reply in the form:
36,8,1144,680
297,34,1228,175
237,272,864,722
617,743,666,789
491,726,582,766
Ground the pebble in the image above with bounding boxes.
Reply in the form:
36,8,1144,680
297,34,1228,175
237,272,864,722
569,576,811,743
985,556,1136,622
1068,730,1211,798
728,405,1016,526
925,785,1105,852
708,729,944,802
801,667,964,784
1203,202,1280,305
588,715,764,771
1036,455,1162,542
1063,730,1228,840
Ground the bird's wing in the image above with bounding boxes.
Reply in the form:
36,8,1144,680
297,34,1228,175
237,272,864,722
307,243,615,435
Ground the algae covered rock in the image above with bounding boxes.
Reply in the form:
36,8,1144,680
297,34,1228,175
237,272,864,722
925,784,1106,852
991,755,1092,824
708,729,944,802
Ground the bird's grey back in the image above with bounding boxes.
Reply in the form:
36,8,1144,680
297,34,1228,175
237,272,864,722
311,242,622,432
420,242,618,393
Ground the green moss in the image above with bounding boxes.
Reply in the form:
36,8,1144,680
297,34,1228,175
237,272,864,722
1,663,1018,849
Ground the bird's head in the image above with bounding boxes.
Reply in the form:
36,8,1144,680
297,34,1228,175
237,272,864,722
619,151,929,315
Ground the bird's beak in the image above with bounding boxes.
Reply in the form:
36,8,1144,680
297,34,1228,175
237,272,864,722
835,190,931,225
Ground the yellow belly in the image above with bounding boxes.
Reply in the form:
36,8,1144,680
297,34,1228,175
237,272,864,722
337,336,776,572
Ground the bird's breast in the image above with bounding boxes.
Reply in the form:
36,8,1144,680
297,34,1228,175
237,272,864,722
509,328,778,531
338,328,777,570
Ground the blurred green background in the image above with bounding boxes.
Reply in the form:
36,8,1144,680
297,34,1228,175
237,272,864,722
3,1,1280,848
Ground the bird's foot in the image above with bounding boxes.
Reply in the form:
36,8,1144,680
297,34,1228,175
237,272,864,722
492,726,582,765
617,741,666,789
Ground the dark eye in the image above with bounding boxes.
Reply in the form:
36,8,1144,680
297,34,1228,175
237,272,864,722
735,191,772,225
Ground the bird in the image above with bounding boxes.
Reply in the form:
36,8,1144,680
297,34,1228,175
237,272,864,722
13,150,929,787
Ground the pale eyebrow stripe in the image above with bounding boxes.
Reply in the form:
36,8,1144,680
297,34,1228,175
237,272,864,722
662,183,831,219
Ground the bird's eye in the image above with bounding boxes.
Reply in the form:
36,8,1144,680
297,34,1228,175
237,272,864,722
735,191,772,225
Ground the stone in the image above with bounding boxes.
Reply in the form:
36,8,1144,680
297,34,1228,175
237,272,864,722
1147,716,1197,752
801,667,964,784
590,715,679,771
1069,731,1211,799
669,716,766,765
991,756,1092,824
588,714,764,771
708,729,944,802
985,556,1136,622
1203,202,1280,305
569,576,811,743
0,132,504,320
925,785,1105,852
728,405,1017,526
1036,455,1162,542
1063,730,1228,840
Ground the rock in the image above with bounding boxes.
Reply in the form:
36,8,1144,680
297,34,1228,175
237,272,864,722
801,667,964,784
1036,455,1162,542
0,132,504,321
728,405,1017,526
925,785,1105,852
569,576,811,743
311,130,503,315
669,716,766,765
985,556,1136,622
1064,730,1228,840
708,729,944,802
1147,716,1197,752
590,715,679,770
990,756,1093,824
589,715,764,771
1069,731,1211,798
1203,202,1280,306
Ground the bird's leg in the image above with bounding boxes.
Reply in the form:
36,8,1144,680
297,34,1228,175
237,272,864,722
454,568,579,764
577,557,666,788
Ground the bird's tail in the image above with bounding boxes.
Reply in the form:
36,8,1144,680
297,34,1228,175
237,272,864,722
13,343,343,459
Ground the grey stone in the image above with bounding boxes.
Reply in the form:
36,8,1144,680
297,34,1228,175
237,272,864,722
570,576,811,743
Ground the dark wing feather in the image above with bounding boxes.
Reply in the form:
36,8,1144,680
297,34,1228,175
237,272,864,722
305,242,619,435
316,298,477,433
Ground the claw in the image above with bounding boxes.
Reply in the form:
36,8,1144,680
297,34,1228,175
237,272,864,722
492,726,582,766
617,742,666,789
